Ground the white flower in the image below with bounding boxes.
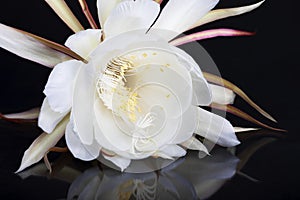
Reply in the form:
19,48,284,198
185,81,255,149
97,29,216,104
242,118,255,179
1,0,268,172
37,0,239,171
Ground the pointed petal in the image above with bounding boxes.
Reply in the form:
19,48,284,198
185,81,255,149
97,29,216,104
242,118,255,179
234,127,260,133
152,0,219,40
181,137,209,155
195,107,240,147
203,72,277,122
3,108,40,119
104,0,160,38
45,0,84,32
192,1,265,29
210,84,235,105
97,0,122,28
38,98,69,133
44,60,81,113
0,23,71,67
102,154,131,172
65,29,102,59
65,118,101,161
16,115,69,173
210,103,286,132
170,29,254,46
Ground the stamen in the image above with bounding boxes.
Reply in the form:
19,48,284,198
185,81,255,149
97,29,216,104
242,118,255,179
45,0,84,33
97,57,141,122
78,0,99,29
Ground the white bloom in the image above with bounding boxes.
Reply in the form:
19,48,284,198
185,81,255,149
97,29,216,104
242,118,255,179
37,0,239,171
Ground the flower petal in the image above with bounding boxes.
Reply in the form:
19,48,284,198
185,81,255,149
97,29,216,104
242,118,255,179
0,23,71,67
65,118,101,161
234,127,260,133
93,99,132,151
170,29,254,46
44,60,81,113
38,98,69,133
102,154,131,172
210,84,235,105
3,108,40,119
181,137,209,155
191,1,265,29
65,29,102,59
97,0,122,28
195,107,240,147
156,144,186,159
16,115,69,173
104,0,160,38
170,106,197,144
152,0,219,40
72,63,96,145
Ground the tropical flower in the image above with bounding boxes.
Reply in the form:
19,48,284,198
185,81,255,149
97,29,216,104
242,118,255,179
0,0,273,172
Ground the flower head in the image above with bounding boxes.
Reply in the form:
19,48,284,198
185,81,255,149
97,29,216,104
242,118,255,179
0,0,273,172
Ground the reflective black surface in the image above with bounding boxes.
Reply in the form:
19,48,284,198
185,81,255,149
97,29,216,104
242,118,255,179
0,0,299,199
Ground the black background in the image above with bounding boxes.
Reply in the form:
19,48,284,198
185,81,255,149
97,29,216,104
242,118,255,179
0,0,299,199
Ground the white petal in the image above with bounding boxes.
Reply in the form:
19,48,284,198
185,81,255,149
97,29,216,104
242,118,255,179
103,154,131,171
65,29,102,59
65,118,101,161
170,46,212,106
152,0,219,40
181,137,209,155
0,23,71,67
93,99,132,151
44,60,81,113
104,0,160,38
192,1,265,29
170,106,197,144
16,115,69,173
157,144,186,159
210,84,235,105
3,108,40,119
195,107,240,147
234,127,260,133
72,62,96,145
38,98,68,133
97,0,123,28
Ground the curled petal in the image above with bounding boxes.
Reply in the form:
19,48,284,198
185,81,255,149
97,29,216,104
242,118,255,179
44,60,81,113
152,0,219,40
155,145,186,159
16,114,70,173
65,29,102,59
195,107,240,147
38,98,69,133
104,0,160,38
0,23,72,67
191,1,265,29
170,29,254,46
66,118,101,161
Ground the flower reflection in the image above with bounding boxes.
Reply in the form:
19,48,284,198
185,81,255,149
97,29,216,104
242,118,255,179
66,149,238,200
19,134,277,200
